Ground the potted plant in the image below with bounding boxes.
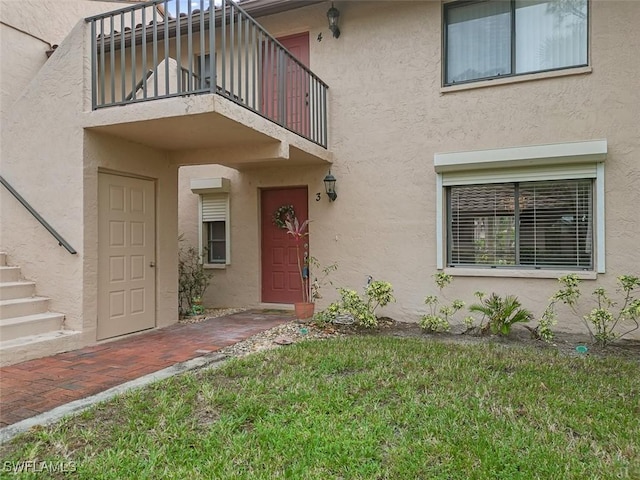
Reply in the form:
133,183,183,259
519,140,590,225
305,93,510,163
284,216,314,320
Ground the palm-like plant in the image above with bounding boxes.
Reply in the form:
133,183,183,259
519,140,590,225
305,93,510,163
469,293,533,336
284,216,311,303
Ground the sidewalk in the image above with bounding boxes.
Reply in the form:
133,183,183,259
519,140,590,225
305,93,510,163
0,310,293,428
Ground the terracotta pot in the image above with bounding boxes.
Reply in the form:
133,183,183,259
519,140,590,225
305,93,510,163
294,302,315,320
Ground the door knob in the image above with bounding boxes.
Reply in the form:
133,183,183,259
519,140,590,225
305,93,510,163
150,261,155,267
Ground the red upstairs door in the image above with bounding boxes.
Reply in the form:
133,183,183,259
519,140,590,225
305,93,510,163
261,187,309,304
262,32,310,137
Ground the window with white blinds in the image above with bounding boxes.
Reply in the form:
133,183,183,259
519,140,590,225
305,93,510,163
448,179,593,269
444,0,588,85
201,195,229,265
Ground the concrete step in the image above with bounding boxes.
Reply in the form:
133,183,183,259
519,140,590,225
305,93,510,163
0,281,36,300
0,330,82,367
0,312,64,342
0,297,49,320
0,266,21,283
0,252,75,367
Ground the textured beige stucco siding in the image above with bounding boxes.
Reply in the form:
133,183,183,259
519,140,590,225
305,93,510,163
0,0,121,118
83,133,178,339
1,15,179,345
178,1,640,337
1,0,638,350
1,21,89,333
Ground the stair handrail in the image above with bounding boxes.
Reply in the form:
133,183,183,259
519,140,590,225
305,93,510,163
0,175,77,255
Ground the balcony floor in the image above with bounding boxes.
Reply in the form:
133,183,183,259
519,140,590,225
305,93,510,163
83,93,332,169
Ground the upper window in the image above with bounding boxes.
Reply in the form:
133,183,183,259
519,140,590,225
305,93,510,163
448,179,593,269
444,0,588,85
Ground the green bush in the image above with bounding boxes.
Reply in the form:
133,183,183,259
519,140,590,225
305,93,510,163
549,274,640,345
529,274,582,343
419,273,465,333
315,280,396,328
469,293,533,336
178,238,212,316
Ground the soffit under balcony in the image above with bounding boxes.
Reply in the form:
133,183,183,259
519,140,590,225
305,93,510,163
83,93,332,169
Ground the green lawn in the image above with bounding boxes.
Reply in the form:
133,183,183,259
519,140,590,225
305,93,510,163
2,336,639,479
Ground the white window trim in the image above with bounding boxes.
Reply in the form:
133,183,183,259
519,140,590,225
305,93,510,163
199,195,230,267
190,178,231,267
434,140,606,274
440,66,592,94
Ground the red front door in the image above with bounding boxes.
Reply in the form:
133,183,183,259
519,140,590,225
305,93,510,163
261,187,309,304
262,32,310,137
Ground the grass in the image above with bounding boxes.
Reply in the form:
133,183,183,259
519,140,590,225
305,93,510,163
2,336,639,479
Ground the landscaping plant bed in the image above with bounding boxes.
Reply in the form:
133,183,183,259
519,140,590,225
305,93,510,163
215,314,640,365
330,317,640,363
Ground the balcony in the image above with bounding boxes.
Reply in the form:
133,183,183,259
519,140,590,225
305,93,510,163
85,0,329,162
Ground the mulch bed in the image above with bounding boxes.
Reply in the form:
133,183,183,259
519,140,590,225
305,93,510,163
202,310,639,363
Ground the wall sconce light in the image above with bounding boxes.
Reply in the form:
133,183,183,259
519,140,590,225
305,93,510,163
327,3,341,39
323,171,337,202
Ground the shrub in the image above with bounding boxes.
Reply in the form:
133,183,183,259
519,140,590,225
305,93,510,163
550,274,640,345
469,293,533,336
529,307,558,343
528,274,581,343
419,273,465,333
178,238,212,316
365,280,395,314
315,280,396,328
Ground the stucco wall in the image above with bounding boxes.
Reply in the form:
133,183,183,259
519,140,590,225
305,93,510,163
83,132,178,338
1,8,179,345
178,163,332,308
0,0,120,45
0,0,121,118
178,0,640,337
1,21,89,332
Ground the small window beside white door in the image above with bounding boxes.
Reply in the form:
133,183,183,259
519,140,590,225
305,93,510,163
201,195,230,265
190,178,231,267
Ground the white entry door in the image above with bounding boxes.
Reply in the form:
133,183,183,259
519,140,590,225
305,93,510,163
98,173,156,340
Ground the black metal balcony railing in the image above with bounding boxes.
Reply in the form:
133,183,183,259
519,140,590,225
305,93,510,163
86,0,328,148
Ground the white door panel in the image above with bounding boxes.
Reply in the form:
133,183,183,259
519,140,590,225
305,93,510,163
98,173,155,340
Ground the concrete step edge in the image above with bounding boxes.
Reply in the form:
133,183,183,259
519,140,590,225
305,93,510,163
0,312,64,326
0,330,83,367
0,296,50,306
0,281,36,288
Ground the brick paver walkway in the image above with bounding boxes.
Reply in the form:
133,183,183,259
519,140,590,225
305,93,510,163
0,310,293,427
